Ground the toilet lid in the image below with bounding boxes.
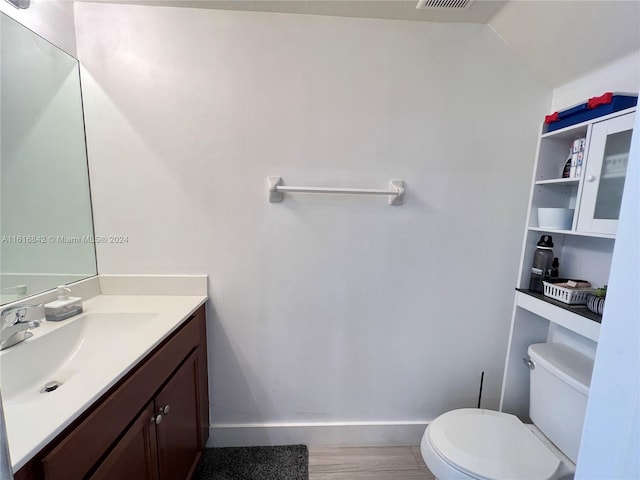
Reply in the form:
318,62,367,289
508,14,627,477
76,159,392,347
428,409,560,480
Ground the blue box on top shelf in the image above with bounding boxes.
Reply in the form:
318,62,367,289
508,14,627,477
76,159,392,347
544,92,638,133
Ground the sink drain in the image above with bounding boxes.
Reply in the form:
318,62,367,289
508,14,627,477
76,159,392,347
42,381,61,393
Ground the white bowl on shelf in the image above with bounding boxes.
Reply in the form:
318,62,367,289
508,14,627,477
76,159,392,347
538,208,574,230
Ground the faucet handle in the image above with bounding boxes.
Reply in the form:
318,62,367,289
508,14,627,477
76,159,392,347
14,308,26,324
1,307,24,326
1,304,44,326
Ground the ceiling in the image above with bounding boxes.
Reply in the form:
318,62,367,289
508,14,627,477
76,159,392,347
77,0,508,23
78,0,640,88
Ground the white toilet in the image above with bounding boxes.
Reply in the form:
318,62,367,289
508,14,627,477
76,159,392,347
421,343,594,480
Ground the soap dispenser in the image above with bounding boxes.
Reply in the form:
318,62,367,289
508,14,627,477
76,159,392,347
44,286,83,321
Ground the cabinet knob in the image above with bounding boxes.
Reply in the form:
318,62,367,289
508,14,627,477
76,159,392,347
163,405,170,415
586,174,596,182
151,414,163,425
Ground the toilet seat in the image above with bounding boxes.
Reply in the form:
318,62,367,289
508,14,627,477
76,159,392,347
427,409,560,480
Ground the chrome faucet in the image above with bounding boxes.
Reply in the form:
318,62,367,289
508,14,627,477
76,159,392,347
0,305,43,351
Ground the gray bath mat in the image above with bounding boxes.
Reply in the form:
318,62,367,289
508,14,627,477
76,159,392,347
192,445,308,480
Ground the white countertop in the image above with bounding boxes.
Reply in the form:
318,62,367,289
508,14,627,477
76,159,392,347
1,293,207,472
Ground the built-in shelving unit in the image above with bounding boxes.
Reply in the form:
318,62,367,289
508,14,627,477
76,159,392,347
499,106,636,420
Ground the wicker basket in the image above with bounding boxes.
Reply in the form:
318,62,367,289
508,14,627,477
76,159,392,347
543,281,595,305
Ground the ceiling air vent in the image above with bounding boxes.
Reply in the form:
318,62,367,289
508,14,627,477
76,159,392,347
416,0,474,10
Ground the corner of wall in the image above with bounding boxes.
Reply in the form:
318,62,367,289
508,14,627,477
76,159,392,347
550,50,640,111
484,23,553,104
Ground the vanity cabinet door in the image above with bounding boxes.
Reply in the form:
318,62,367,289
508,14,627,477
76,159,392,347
90,403,159,480
155,350,201,480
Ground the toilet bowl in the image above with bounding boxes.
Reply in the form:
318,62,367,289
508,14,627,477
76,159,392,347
421,343,593,480
420,409,572,480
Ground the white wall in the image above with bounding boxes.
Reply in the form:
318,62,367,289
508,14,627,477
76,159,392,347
551,51,640,111
0,0,76,57
75,3,550,444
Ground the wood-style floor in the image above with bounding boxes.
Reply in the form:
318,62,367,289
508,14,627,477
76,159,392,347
309,446,436,479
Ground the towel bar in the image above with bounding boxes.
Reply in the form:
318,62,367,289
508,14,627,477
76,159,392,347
267,177,405,205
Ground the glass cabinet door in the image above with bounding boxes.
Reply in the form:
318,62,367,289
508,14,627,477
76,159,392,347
577,112,635,235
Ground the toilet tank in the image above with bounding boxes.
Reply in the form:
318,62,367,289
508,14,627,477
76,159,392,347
528,343,594,464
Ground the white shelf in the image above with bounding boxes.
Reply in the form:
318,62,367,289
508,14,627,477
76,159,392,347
501,107,634,417
527,227,615,240
516,291,600,342
534,177,580,186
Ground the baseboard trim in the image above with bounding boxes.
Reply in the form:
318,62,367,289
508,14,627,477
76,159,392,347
207,421,429,447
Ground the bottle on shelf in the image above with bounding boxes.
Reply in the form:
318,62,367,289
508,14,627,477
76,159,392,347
549,257,559,280
562,150,572,178
529,235,554,293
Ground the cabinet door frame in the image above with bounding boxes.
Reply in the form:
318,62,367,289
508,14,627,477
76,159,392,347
90,402,160,480
155,350,202,480
577,112,635,234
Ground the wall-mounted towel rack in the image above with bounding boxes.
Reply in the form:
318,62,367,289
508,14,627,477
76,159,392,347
268,177,405,205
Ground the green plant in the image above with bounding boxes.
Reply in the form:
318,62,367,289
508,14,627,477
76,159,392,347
593,285,607,298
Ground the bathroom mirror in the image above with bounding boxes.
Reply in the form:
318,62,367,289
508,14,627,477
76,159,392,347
0,13,97,305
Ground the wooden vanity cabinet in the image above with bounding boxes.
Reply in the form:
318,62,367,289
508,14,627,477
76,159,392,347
14,304,209,480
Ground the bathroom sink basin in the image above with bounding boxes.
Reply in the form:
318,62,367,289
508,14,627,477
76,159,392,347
0,313,157,404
